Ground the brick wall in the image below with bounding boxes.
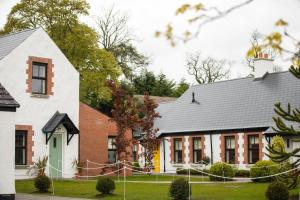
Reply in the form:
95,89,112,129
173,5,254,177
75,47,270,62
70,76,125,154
79,103,132,176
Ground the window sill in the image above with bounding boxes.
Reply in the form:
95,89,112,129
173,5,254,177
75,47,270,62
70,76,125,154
172,163,184,167
15,165,29,169
30,93,49,98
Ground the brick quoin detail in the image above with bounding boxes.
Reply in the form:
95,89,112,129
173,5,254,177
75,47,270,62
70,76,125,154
26,56,54,95
188,135,205,163
243,132,263,164
170,136,186,163
220,133,239,164
15,125,34,165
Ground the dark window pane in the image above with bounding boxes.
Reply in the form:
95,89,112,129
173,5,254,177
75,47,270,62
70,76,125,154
108,150,117,163
15,131,27,165
32,63,46,78
32,79,46,94
248,135,259,164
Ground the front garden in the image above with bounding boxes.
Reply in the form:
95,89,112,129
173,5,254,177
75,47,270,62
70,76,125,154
16,177,299,200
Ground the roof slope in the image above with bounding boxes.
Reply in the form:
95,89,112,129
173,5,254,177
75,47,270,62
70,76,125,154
0,28,37,61
156,71,300,134
0,83,20,108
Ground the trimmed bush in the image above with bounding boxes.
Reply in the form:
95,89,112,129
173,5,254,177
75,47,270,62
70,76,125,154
96,177,115,194
169,178,190,200
209,162,235,181
34,175,51,192
250,160,279,183
176,168,209,175
266,181,289,200
235,169,250,177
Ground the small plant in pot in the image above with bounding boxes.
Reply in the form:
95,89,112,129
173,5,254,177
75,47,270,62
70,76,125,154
72,159,85,178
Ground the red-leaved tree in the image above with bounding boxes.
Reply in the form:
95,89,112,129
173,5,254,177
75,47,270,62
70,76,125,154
138,94,161,172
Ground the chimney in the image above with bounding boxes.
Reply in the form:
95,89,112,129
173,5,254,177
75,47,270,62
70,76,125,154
253,53,275,79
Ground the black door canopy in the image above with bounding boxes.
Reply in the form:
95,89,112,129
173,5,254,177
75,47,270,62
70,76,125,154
42,111,79,145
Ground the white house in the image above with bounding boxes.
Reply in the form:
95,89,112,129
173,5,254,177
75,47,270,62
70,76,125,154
136,53,300,172
0,83,19,200
0,28,80,179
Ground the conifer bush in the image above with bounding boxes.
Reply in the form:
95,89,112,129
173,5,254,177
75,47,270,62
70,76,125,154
169,178,190,200
96,177,115,194
266,181,289,200
34,175,51,192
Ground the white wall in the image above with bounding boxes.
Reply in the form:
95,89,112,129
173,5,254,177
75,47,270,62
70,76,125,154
0,111,16,195
0,28,79,178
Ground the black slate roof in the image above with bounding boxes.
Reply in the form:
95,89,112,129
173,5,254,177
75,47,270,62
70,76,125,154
42,111,79,134
0,83,20,108
0,28,38,61
155,71,300,135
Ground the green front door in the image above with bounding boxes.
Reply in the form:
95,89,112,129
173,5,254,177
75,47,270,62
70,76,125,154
49,134,63,178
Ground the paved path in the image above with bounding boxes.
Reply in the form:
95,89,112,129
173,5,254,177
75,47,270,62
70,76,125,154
16,194,92,200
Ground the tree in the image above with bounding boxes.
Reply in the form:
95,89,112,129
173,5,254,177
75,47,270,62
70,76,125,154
138,94,161,171
133,69,157,95
1,0,121,102
152,73,176,97
96,6,149,80
107,80,139,163
173,78,189,97
266,65,300,189
186,52,230,84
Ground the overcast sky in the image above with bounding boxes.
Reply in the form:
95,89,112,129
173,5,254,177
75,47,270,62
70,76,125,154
1,0,300,84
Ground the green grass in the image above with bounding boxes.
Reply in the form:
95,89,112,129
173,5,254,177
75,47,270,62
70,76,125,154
16,177,299,200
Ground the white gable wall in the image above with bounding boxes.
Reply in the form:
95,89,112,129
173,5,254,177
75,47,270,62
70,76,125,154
0,28,79,178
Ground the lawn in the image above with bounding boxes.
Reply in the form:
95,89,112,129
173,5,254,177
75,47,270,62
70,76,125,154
16,176,299,200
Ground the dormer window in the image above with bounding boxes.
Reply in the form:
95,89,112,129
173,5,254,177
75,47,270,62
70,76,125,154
32,62,47,94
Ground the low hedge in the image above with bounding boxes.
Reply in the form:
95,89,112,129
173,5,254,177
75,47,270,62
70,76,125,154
176,168,209,175
234,169,250,177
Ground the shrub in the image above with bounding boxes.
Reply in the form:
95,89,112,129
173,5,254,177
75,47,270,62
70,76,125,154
34,175,51,192
235,169,250,177
265,181,289,200
96,177,115,194
209,162,235,181
169,178,190,200
250,160,279,183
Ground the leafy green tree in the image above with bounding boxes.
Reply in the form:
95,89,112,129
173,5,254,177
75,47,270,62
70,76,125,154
152,73,176,97
133,69,157,95
173,78,189,97
1,0,121,102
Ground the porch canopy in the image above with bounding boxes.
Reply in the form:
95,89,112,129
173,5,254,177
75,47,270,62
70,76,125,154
42,111,79,145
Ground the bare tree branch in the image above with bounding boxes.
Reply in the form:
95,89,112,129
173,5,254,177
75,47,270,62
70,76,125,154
186,52,231,84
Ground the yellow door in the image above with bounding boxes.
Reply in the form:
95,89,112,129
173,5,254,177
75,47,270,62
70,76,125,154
153,145,160,173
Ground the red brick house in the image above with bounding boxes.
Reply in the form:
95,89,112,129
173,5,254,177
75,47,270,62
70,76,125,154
79,102,132,176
